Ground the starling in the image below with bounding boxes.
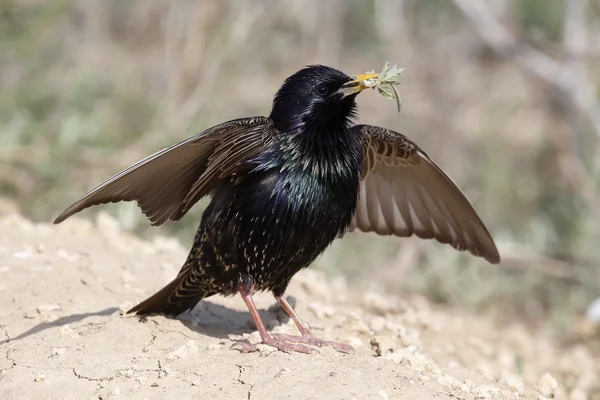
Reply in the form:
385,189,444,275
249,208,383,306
54,65,500,354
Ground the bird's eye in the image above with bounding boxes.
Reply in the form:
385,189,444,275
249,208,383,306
317,86,329,96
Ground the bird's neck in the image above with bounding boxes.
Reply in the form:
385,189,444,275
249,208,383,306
276,120,363,182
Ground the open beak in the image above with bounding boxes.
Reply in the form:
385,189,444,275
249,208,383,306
339,73,379,98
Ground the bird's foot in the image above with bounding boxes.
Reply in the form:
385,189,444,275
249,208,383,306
231,336,314,354
271,333,354,354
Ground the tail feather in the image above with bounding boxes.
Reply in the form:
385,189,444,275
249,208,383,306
127,272,213,316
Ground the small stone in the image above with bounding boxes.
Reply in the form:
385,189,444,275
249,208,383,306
437,375,461,389
118,302,133,314
51,347,66,356
191,380,201,386
56,249,80,262
370,336,396,356
500,374,525,394
344,336,363,348
136,376,148,385
377,389,388,400
473,385,500,398
12,250,33,259
538,373,558,397
338,312,371,335
37,304,61,313
257,343,278,356
60,325,73,334
274,367,290,378
111,387,121,395
34,373,47,382
167,340,199,360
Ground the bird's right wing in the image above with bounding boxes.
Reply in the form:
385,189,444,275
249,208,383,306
54,117,275,226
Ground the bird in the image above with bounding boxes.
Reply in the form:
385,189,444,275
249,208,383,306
54,65,500,354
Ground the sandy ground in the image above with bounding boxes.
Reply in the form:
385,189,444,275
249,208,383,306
0,211,598,400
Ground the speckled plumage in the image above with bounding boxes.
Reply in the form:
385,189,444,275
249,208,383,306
55,65,500,353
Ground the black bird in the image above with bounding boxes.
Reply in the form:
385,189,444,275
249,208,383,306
54,65,500,354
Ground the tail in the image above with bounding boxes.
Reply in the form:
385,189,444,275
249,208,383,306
127,271,214,316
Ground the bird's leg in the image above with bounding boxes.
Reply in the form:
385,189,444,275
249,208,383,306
271,295,354,354
232,281,313,354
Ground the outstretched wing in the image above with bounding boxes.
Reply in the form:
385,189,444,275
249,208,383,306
54,117,275,226
351,124,500,264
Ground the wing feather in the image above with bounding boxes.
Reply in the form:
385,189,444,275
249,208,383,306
54,117,274,226
350,124,500,264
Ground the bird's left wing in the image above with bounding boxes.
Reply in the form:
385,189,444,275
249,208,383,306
350,124,500,264
54,117,275,226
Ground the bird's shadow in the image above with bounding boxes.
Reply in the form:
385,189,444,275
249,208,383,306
172,299,292,341
1,298,293,345
0,307,118,345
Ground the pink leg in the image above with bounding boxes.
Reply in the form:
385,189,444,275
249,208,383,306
231,282,313,354
272,295,354,354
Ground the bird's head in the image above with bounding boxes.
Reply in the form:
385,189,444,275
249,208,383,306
270,65,378,134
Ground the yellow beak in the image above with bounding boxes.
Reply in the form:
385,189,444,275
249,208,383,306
339,73,379,97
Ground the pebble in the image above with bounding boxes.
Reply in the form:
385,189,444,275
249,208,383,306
60,325,73,334
370,336,396,356
343,336,364,348
56,248,80,262
436,374,461,389
274,367,290,378
537,372,558,397
338,312,371,335
167,340,199,360
118,302,134,314
472,385,500,398
51,347,66,357
500,374,525,394
12,250,33,259
34,373,47,382
137,376,148,385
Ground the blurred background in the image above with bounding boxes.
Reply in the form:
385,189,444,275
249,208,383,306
1,0,599,340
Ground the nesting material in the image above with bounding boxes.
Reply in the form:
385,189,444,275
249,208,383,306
363,62,405,112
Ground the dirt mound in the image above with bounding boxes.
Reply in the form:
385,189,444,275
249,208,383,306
0,212,596,399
